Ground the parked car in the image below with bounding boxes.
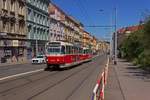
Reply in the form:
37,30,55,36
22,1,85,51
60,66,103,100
32,55,46,64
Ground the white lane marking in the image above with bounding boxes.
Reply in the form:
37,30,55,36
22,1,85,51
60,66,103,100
0,69,44,81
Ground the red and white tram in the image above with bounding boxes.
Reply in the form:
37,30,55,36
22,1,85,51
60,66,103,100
45,41,92,69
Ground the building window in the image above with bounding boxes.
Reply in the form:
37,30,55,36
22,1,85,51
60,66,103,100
34,0,37,6
2,21,7,32
41,30,45,40
33,27,36,39
43,16,45,25
37,0,40,8
18,48,24,56
10,0,15,12
37,14,39,23
28,25,32,39
2,0,7,10
27,0,31,3
33,12,36,22
47,17,49,26
18,16,25,35
40,15,42,24
47,30,49,40
10,22,15,33
40,29,42,40
18,1,24,15
41,16,43,25
41,29,43,40
4,49,12,58
18,23,22,34
28,8,31,20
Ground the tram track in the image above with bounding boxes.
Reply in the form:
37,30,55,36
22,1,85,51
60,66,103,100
0,60,93,99
0,71,59,94
29,56,104,100
0,64,46,79
29,55,106,100
27,61,93,100
0,69,45,84
0,55,105,100
65,63,97,100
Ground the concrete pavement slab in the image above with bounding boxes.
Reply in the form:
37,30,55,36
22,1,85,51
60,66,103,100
105,59,150,100
105,64,125,100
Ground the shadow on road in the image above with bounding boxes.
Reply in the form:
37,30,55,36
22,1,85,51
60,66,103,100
44,60,92,72
124,64,150,81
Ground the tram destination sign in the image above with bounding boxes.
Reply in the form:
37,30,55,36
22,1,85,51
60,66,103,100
48,42,61,47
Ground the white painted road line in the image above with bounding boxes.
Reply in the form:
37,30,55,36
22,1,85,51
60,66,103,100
0,69,44,81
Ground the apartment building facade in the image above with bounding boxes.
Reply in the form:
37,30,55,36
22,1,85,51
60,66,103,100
0,0,26,63
91,36,97,53
26,0,49,59
83,31,92,48
49,3,65,42
49,3,83,45
64,16,83,44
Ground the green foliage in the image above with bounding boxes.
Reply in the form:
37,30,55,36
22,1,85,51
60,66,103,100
138,50,150,67
120,20,150,68
143,21,150,50
120,31,144,60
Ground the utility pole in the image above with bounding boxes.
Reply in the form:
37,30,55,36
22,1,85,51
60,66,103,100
85,8,118,63
113,7,117,65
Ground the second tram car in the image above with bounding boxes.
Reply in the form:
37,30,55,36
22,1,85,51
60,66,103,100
45,41,93,69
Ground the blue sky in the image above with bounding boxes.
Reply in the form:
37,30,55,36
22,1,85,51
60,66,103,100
51,0,150,40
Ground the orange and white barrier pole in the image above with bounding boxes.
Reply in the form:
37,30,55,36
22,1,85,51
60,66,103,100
92,57,109,100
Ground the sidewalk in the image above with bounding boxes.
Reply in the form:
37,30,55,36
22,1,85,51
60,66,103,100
105,59,150,100
0,60,30,67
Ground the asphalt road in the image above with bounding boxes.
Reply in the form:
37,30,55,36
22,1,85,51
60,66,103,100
0,63,46,79
0,55,107,100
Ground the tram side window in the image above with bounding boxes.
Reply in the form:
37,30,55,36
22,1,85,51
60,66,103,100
69,46,71,54
79,48,83,54
66,46,68,54
61,46,65,54
74,47,77,54
66,46,71,54
70,46,72,54
84,50,86,54
72,46,76,54
84,49,90,54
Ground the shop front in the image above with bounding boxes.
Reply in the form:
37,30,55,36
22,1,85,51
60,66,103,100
0,39,27,63
27,40,48,60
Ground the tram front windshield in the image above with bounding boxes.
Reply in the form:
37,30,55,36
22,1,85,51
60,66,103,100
46,45,65,55
47,47,61,54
